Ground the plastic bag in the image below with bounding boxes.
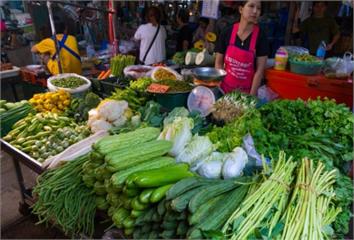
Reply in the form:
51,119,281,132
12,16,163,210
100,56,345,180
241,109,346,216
281,46,309,58
324,52,354,78
123,65,154,79
257,85,278,104
242,134,270,175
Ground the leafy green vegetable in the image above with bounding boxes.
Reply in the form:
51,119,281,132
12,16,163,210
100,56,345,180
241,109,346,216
163,107,189,126
208,109,263,152
66,92,101,122
252,98,353,237
138,101,166,128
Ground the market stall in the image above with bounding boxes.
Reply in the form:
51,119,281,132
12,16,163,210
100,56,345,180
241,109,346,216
1,1,353,237
265,49,353,108
0,50,353,239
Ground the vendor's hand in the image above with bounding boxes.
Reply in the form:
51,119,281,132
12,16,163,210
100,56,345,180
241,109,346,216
326,43,334,51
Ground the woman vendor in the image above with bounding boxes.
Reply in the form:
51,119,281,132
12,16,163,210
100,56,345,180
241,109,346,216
215,0,268,95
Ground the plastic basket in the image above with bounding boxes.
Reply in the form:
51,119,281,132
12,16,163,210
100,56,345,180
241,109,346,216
155,92,190,111
289,59,323,75
47,73,91,98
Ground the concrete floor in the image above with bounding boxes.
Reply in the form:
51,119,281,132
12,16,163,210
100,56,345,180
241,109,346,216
0,151,66,239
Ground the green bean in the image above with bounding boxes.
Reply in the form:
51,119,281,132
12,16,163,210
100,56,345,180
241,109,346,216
32,154,96,237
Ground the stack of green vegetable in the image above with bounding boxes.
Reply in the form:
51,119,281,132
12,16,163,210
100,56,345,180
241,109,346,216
3,112,90,162
32,154,96,237
0,100,34,137
252,98,353,237
130,176,250,239
111,54,135,77
80,127,182,235
66,92,101,122
112,163,194,236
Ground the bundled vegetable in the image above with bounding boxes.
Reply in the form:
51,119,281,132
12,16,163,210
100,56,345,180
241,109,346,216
3,112,90,162
0,102,34,137
32,154,96,237
222,152,297,239
29,90,71,113
281,159,340,240
111,54,136,77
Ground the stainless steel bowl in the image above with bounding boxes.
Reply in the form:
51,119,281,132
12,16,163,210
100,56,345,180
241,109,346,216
191,67,227,82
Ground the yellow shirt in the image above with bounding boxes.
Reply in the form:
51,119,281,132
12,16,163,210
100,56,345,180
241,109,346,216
35,34,82,75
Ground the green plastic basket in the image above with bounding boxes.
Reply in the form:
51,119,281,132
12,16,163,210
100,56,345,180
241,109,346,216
154,91,190,111
289,59,324,75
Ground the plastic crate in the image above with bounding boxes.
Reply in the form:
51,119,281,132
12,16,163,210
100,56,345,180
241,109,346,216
90,76,132,97
289,59,323,75
265,69,353,108
154,92,190,111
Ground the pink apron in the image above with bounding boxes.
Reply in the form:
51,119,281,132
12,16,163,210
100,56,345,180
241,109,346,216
220,23,259,94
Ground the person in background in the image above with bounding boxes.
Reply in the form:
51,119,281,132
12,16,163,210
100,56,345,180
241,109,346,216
215,0,268,95
192,17,213,43
31,19,82,75
176,9,193,51
215,6,238,37
292,1,340,55
134,6,166,65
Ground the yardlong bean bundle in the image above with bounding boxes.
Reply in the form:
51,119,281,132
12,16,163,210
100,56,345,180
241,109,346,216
32,154,96,237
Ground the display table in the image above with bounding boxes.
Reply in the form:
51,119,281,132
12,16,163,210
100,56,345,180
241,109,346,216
0,67,22,101
265,69,353,108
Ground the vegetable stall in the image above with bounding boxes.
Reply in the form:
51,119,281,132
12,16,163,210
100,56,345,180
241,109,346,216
1,51,353,239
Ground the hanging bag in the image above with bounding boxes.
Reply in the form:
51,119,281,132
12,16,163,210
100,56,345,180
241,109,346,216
139,24,160,65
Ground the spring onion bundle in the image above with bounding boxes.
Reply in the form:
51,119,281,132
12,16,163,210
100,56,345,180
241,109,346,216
222,152,297,239
32,154,96,237
281,159,341,240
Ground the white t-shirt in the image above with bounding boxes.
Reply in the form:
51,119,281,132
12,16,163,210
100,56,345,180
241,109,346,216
134,23,166,65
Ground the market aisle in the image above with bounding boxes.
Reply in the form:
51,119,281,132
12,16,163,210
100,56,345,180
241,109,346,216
1,151,32,227
1,151,67,238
